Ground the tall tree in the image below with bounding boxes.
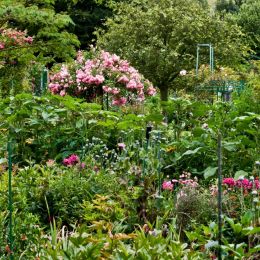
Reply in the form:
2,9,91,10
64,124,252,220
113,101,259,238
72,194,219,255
234,0,260,58
215,0,243,13
96,0,247,101
0,0,80,61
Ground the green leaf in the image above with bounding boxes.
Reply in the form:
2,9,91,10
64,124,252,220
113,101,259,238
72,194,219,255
223,141,240,152
192,127,204,137
0,158,7,164
145,114,163,123
234,170,248,180
182,147,202,156
204,166,218,179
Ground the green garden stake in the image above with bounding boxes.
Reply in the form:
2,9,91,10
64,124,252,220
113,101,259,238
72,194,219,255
156,132,162,195
217,132,223,260
141,125,152,178
41,68,48,94
106,93,109,111
196,44,214,76
7,141,14,259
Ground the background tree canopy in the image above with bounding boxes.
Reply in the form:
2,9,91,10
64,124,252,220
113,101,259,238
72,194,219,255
0,0,80,61
233,0,260,58
96,0,248,101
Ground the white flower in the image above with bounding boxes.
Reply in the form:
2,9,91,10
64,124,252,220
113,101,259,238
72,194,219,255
251,190,257,195
253,197,259,203
202,123,208,129
180,70,187,76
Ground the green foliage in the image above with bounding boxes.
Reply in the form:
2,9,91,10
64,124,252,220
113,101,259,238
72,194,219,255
0,0,80,61
234,0,260,57
96,0,247,100
215,0,242,13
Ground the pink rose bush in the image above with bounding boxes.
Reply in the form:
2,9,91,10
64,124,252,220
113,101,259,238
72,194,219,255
0,28,33,50
49,48,156,106
0,28,34,66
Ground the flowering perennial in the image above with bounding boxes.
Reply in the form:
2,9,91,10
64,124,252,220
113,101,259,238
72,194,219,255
223,177,260,190
0,28,33,49
63,154,80,166
49,49,156,106
162,181,174,191
162,172,199,191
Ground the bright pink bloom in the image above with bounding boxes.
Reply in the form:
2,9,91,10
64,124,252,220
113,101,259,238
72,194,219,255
223,178,236,187
162,181,173,191
63,154,80,166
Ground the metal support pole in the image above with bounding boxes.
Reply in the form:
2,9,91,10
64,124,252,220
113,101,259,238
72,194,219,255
196,44,214,76
211,46,214,73
157,132,161,195
7,141,14,259
196,47,200,76
217,132,222,260
41,68,48,94
106,93,109,111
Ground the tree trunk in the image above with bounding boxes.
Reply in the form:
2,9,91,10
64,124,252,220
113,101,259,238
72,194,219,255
159,86,169,101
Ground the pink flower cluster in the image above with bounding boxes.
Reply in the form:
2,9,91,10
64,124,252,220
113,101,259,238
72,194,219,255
49,49,156,105
49,65,73,96
63,154,80,166
0,28,33,49
162,181,174,191
223,177,260,190
162,172,199,191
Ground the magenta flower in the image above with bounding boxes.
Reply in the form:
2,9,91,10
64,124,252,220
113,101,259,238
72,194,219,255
223,178,236,187
162,181,173,191
63,154,80,166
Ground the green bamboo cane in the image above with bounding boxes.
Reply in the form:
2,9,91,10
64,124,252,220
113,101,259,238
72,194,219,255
217,132,223,260
7,140,14,260
157,132,162,195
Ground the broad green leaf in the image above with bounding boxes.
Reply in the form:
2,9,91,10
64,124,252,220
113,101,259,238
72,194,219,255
0,158,7,164
234,170,248,180
145,114,164,123
182,147,202,156
223,141,239,152
204,166,218,179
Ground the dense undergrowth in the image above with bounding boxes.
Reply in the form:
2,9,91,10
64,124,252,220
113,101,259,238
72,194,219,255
0,87,259,259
